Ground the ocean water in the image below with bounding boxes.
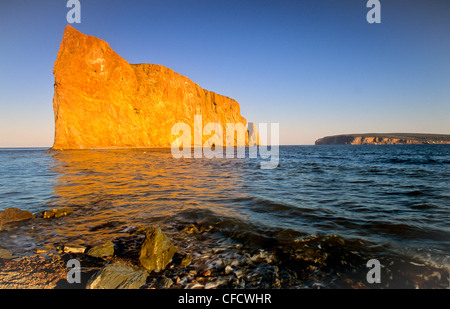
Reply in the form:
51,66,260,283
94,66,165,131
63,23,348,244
0,145,449,288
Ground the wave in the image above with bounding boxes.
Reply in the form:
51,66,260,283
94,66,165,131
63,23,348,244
175,207,450,288
387,158,448,165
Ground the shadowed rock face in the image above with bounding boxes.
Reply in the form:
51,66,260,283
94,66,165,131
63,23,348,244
52,25,256,150
315,133,450,145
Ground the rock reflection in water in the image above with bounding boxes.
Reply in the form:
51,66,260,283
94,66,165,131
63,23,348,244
46,148,248,246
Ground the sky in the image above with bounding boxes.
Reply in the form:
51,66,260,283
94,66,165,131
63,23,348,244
0,0,449,147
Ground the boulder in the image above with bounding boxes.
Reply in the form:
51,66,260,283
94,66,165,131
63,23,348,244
139,227,179,272
86,263,148,289
0,208,34,228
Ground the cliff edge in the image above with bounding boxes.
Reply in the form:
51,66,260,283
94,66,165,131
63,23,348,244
315,133,450,145
52,25,256,149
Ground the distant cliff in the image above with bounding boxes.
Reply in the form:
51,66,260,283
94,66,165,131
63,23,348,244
315,134,450,145
52,25,257,149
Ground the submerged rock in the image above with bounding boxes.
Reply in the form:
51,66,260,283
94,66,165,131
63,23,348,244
86,263,148,289
182,224,199,234
139,227,179,272
0,248,13,260
42,207,74,219
0,208,34,228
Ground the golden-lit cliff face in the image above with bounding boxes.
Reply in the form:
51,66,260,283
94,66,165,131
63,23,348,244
52,25,255,149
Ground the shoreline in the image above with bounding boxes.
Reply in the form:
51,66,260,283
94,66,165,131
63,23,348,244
1,207,449,289
0,218,305,289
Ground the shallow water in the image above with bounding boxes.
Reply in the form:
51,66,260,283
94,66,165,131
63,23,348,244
0,145,449,288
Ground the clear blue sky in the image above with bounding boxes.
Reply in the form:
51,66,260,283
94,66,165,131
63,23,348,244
1,0,449,146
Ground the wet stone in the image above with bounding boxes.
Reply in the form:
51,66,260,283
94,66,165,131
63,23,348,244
139,226,179,272
225,265,233,275
0,248,13,260
86,263,149,289
86,241,115,258
63,244,87,254
42,207,74,219
0,208,34,228
204,277,230,289
182,224,199,234
173,252,192,268
156,276,173,289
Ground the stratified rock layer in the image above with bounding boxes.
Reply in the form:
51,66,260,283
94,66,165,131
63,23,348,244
86,263,149,289
52,25,256,149
315,133,450,145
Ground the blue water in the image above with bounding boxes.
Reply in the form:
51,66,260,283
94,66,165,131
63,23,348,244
1,145,449,288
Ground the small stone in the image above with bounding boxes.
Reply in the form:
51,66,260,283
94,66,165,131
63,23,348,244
173,253,193,268
156,277,173,289
63,244,87,254
200,225,213,233
237,279,245,289
182,224,199,234
225,265,233,275
230,259,241,267
187,282,205,289
86,241,115,258
205,278,229,289
234,269,244,279
189,270,197,276
200,269,211,277
272,278,281,288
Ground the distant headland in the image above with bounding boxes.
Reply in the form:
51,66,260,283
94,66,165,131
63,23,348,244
315,133,450,145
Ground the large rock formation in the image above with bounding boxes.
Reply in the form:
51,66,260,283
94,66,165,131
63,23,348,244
315,133,450,145
52,25,257,149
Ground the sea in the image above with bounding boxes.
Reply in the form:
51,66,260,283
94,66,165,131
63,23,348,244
0,145,449,288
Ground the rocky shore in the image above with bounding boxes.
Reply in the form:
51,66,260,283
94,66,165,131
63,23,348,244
0,207,302,289
1,207,449,289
